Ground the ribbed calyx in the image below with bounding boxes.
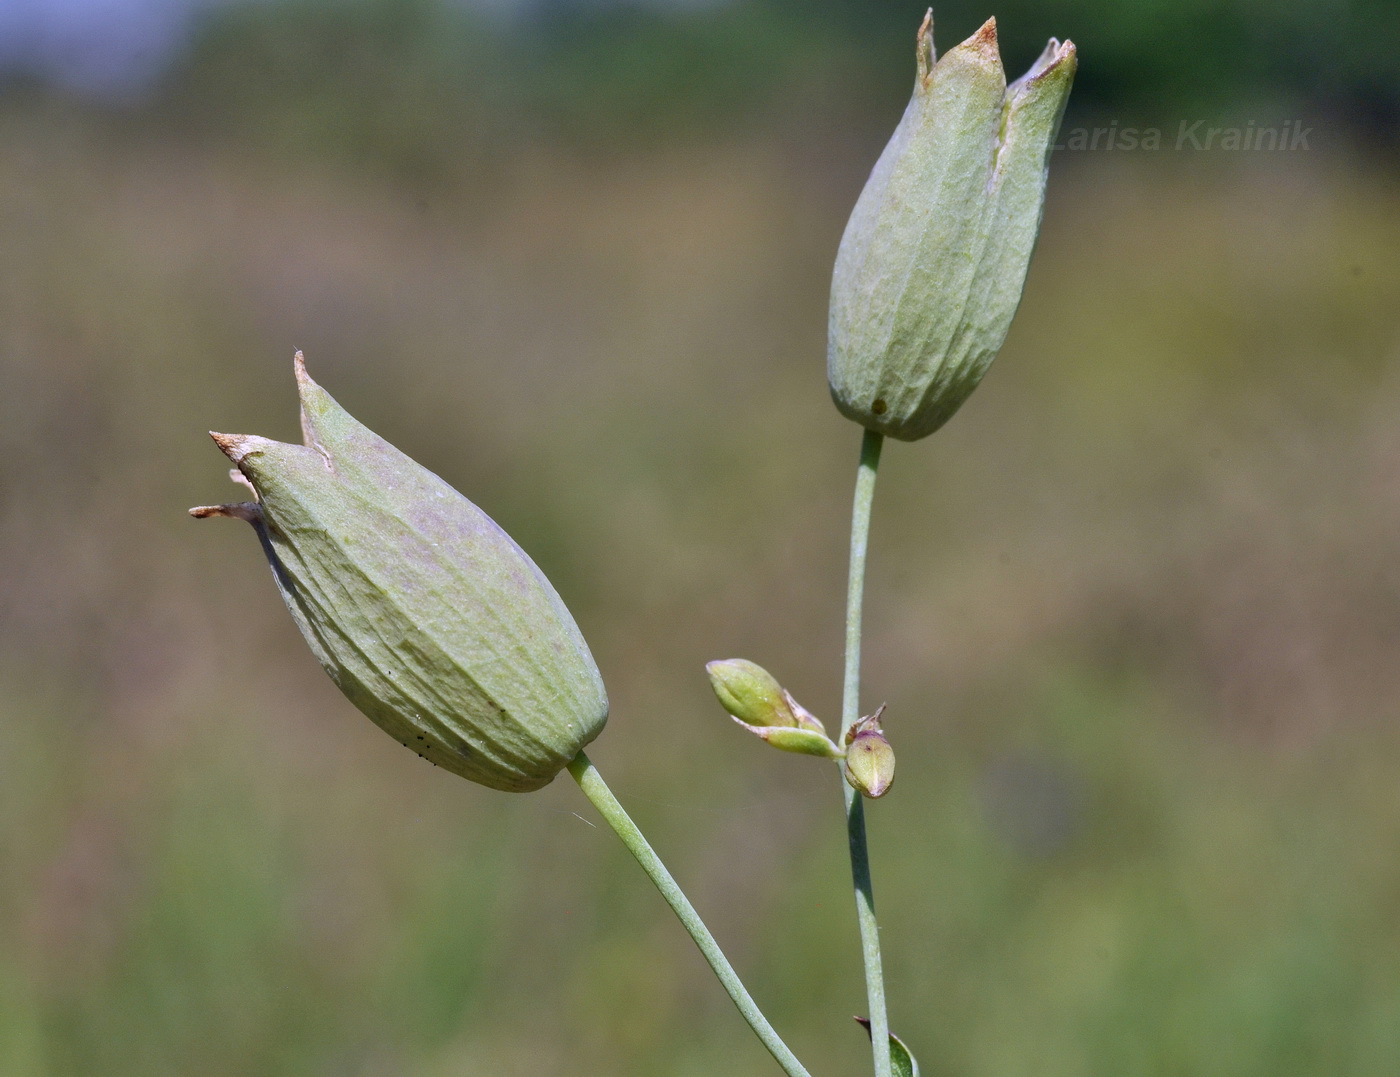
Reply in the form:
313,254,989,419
192,354,608,792
828,12,1076,441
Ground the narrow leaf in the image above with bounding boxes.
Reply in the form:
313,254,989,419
856,1017,921,1077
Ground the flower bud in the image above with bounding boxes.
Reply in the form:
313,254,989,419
828,12,1076,441
191,354,608,792
707,659,795,727
843,706,895,798
706,659,842,758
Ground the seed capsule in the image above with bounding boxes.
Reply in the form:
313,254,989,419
828,12,1076,441
192,354,608,792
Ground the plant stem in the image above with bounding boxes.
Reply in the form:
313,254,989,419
841,427,890,1077
567,750,812,1077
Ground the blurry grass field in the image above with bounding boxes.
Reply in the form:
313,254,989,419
3,99,1400,1076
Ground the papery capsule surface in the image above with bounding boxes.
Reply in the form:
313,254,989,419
193,356,608,792
828,14,1076,441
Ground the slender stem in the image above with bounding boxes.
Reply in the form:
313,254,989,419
841,427,890,1077
568,750,812,1077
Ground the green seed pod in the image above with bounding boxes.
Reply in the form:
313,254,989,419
192,354,608,792
828,12,1076,441
843,707,895,798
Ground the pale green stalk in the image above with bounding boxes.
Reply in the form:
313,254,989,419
841,428,890,1077
567,751,811,1077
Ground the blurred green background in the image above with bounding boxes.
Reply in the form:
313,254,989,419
3,0,1400,1074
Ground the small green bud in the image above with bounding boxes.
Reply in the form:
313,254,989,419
843,706,895,798
828,12,1077,441
192,354,608,793
706,659,842,758
707,659,797,728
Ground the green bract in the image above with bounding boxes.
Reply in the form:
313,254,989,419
192,354,608,792
828,13,1076,441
